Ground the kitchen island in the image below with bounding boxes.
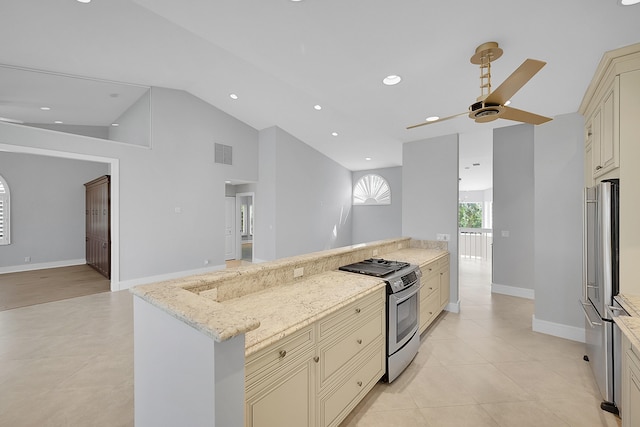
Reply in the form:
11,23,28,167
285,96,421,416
131,237,448,427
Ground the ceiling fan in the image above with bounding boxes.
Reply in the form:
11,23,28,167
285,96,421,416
407,41,552,130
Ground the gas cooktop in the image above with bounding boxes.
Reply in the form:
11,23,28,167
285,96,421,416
338,258,411,277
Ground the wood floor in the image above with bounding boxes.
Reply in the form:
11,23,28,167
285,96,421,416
0,264,110,311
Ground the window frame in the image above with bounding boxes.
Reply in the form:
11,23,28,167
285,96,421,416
353,174,391,206
0,175,10,245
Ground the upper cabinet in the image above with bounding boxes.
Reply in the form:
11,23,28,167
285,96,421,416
580,43,640,186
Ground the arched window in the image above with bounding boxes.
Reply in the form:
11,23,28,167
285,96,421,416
353,174,391,205
0,175,9,245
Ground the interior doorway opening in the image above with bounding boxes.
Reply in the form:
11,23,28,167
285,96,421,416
236,192,254,263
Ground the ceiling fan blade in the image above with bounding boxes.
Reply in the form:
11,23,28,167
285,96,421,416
485,59,546,105
406,111,468,129
500,106,552,125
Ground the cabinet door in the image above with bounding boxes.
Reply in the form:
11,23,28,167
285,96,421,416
600,78,619,172
246,355,315,427
591,109,603,176
584,142,594,187
439,264,450,309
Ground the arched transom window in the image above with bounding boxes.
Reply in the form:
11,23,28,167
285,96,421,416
0,175,10,245
353,174,391,205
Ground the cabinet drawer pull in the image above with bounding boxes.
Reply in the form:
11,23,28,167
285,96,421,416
355,308,361,314
279,350,287,358
357,339,362,344
428,287,433,290
313,356,319,363
356,381,362,387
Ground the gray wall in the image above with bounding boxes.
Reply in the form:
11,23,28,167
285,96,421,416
352,167,402,244
533,113,584,328
255,126,353,261
109,88,151,147
0,86,259,286
0,153,108,270
492,124,535,292
402,134,459,305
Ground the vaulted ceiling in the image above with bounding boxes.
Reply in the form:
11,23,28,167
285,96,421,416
1,1,639,171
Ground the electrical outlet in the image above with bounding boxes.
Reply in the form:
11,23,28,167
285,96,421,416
24,256,31,263
293,267,304,278
204,259,210,265
436,234,450,241
501,230,510,237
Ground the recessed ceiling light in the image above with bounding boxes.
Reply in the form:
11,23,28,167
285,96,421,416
314,104,322,110
229,93,238,100
40,106,51,111
620,0,640,5
331,132,338,137
426,116,439,122
111,123,119,127
76,0,91,3
365,157,372,161
382,75,402,86
54,121,63,124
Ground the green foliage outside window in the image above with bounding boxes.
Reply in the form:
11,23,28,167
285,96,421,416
459,203,482,228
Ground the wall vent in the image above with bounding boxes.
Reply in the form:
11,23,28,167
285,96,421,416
215,143,233,165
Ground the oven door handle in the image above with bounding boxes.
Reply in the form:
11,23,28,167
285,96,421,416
392,284,422,304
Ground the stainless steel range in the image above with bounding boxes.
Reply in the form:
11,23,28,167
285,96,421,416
339,258,422,382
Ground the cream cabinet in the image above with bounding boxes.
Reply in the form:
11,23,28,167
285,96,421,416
245,288,386,427
245,325,316,427
621,332,640,427
418,255,450,334
585,78,619,181
438,255,450,310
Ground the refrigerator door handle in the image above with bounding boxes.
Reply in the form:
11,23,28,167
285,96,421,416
580,300,603,327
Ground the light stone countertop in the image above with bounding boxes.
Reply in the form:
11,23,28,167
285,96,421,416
613,294,640,351
131,237,447,354
222,248,448,355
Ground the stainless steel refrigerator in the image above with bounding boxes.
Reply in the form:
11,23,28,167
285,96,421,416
580,178,627,416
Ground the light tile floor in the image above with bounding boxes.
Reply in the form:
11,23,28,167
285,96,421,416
340,259,621,427
0,259,622,426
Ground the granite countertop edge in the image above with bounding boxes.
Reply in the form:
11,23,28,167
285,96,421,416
131,244,448,348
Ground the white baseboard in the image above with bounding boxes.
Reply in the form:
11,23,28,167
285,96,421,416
532,315,586,343
118,264,227,290
491,282,535,300
0,259,86,274
445,299,460,313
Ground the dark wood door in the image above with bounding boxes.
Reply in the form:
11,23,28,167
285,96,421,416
85,175,111,279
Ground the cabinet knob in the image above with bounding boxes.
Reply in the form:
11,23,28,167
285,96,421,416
279,350,287,358
355,308,361,314
313,356,319,363
595,165,603,171
429,287,433,290
357,381,363,387
357,339,362,344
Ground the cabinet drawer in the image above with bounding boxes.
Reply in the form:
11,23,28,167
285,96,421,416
246,324,315,388
420,289,440,331
421,261,438,279
318,288,385,342
318,343,384,427
421,274,438,300
317,309,384,390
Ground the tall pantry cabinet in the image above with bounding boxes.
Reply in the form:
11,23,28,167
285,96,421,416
85,175,111,279
579,42,640,296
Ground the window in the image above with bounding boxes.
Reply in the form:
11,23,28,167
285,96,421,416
0,175,10,245
353,174,391,205
458,202,482,228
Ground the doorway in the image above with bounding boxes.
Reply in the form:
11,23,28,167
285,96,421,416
236,192,254,262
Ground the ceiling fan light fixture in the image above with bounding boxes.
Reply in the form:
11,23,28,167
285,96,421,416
314,104,322,110
426,116,439,122
382,75,402,86
619,0,640,5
